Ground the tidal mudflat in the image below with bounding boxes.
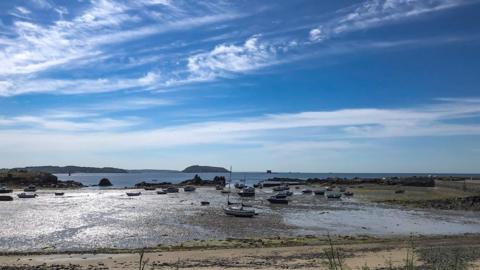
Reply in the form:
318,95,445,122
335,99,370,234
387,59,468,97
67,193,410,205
1,185,479,253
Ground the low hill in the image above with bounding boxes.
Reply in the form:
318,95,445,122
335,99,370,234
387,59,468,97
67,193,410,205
182,165,229,173
18,166,128,174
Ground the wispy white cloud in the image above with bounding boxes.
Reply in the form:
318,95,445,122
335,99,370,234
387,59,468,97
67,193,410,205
1,99,479,153
309,0,475,42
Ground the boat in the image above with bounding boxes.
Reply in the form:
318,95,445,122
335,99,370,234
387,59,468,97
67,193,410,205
274,193,287,199
339,187,346,192
126,192,141,196
237,186,255,197
326,187,333,191
54,192,65,196
234,183,245,189
302,189,313,194
164,187,179,193
0,196,13,201
156,190,167,194
221,189,231,194
144,187,156,191
395,190,405,194
224,166,256,217
267,195,289,204
223,205,255,217
201,201,210,206
326,192,342,199
314,189,325,195
215,185,224,190
24,185,37,192
0,186,13,194
17,193,37,198
183,186,196,192
344,191,354,197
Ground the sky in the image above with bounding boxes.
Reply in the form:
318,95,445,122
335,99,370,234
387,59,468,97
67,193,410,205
0,0,480,173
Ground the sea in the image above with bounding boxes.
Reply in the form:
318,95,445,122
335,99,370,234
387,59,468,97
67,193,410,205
54,172,479,187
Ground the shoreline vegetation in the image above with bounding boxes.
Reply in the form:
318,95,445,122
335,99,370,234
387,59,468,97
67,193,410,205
0,234,479,269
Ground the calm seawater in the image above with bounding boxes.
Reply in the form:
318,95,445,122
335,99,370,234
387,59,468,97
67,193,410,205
55,172,479,187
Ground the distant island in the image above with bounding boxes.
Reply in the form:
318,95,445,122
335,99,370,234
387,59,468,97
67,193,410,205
182,165,230,173
17,166,128,174
127,169,179,173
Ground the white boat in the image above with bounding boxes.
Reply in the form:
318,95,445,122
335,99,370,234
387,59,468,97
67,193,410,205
24,185,37,192
223,205,255,217
237,186,255,197
183,186,196,192
17,193,37,198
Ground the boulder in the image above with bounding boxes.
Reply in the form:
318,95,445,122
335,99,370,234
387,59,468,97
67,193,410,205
98,178,113,186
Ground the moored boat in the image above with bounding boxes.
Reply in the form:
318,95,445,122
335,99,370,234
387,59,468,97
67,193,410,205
215,185,224,190
0,186,13,194
344,191,354,197
24,185,37,192
201,201,210,205
144,187,156,191
184,186,196,192
302,189,313,194
237,186,255,197
0,196,13,201
314,189,325,195
223,205,255,217
54,192,65,196
326,192,342,199
267,195,289,204
17,193,37,198
156,190,167,194
164,187,179,193
126,192,141,196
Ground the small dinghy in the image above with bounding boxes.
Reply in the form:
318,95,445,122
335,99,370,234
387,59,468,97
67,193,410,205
201,201,210,206
24,185,37,192
17,193,37,198
326,192,342,199
54,192,65,196
223,205,255,217
215,185,224,190
126,192,141,197
183,186,196,192
302,189,313,194
314,189,325,195
344,191,354,197
238,186,255,197
156,190,167,195
164,187,179,193
0,187,13,194
0,196,13,201
267,195,289,204
144,187,156,191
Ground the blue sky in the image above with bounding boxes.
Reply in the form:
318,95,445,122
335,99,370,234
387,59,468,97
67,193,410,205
0,0,480,172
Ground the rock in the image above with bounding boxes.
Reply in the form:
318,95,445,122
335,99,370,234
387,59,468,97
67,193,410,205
98,178,113,186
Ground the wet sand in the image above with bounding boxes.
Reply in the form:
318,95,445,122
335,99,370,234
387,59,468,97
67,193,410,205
1,184,479,252
1,235,480,269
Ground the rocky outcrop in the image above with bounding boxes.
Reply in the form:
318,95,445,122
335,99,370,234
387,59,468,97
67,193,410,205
135,181,172,188
98,178,113,186
179,175,226,186
0,169,83,188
